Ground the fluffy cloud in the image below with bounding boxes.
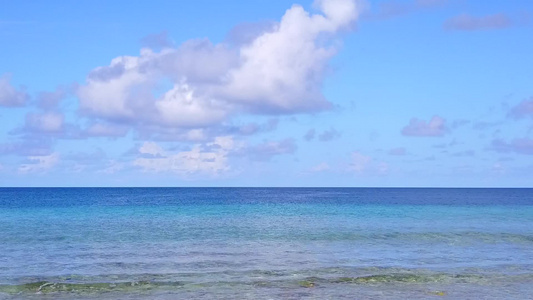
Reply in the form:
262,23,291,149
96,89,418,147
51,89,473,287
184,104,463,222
444,13,512,31
77,0,361,137
154,82,229,127
7,84,77,139
78,53,157,121
133,136,297,175
401,115,447,137
133,137,235,175
0,74,29,107
221,0,358,113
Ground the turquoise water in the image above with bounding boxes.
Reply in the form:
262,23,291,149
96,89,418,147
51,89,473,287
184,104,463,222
0,188,532,299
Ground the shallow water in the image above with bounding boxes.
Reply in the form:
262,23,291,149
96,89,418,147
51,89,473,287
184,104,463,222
0,188,532,299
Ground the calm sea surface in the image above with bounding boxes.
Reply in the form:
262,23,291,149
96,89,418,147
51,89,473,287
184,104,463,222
0,188,532,299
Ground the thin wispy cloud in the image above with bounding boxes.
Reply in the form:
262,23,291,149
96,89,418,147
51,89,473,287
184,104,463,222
318,128,341,142
389,147,406,156
444,13,513,31
304,129,316,141
492,138,533,155
401,116,447,137
509,98,533,119
242,138,298,161
18,153,59,174
363,0,447,20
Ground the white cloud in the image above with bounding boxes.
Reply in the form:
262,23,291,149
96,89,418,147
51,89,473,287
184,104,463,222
76,0,361,136
314,0,360,28
154,82,229,127
139,141,165,156
134,136,235,176
221,0,359,113
0,74,29,107
78,54,154,121
183,129,207,141
18,153,59,173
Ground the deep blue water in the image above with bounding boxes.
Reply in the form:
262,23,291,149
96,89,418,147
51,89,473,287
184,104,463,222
0,188,532,299
1,187,532,207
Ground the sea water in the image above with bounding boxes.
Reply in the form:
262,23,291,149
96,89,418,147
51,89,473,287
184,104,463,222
0,188,532,299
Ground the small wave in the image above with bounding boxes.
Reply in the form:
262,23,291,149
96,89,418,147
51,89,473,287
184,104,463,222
0,280,185,295
2,270,532,296
294,231,533,244
330,273,484,284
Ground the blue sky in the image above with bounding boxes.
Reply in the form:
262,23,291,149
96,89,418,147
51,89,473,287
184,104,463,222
1,0,532,187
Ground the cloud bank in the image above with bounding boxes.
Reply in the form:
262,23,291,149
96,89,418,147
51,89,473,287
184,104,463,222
77,0,361,138
134,137,235,176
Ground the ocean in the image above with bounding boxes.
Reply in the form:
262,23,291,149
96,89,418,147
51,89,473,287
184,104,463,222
0,188,532,299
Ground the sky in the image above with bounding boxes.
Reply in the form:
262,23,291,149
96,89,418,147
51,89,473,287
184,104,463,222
0,0,532,187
